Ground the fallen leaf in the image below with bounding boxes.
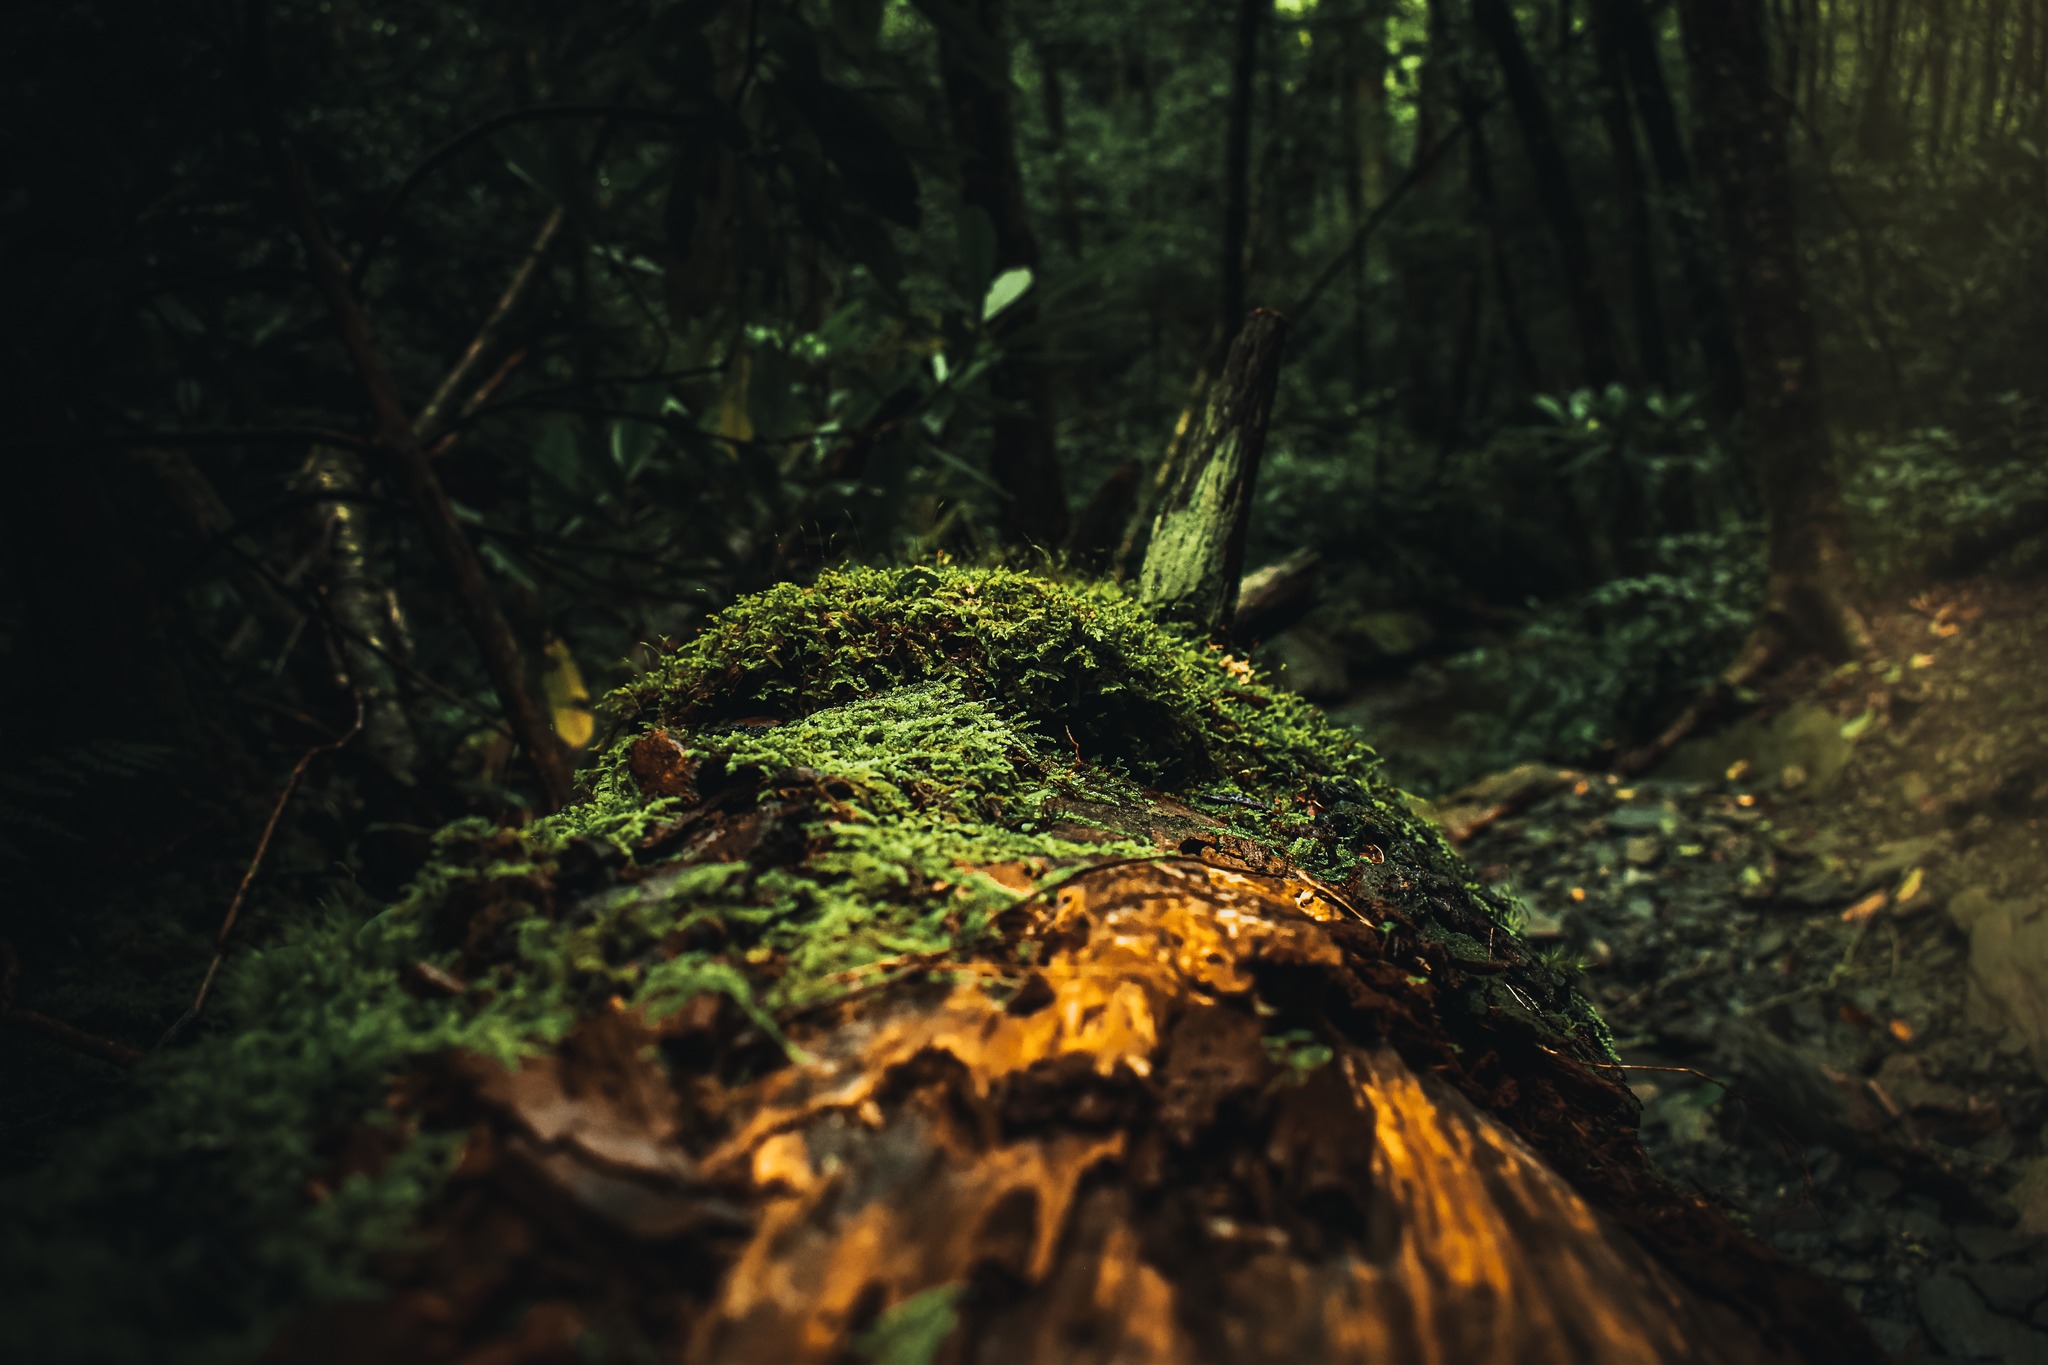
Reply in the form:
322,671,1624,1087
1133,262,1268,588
1841,890,1889,923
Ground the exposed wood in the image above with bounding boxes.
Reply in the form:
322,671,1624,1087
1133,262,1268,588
1137,311,1288,633
1231,547,1322,644
282,836,1883,1365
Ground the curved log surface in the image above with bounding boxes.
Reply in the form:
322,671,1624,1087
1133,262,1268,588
280,850,1877,1365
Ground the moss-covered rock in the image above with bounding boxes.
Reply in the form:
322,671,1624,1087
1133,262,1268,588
0,565,1601,1363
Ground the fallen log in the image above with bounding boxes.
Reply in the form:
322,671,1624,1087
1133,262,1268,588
1,567,1882,1365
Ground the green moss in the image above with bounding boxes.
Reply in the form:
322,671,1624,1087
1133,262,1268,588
613,564,1378,797
0,565,1563,1363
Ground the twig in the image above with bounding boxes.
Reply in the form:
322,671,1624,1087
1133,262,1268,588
156,699,364,1049
415,200,561,440
0,940,143,1069
423,347,528,457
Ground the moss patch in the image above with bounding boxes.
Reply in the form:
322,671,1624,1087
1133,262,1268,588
0,565,1587,1363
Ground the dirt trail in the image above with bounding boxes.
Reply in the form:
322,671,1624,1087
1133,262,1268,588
1431,580,2048,1363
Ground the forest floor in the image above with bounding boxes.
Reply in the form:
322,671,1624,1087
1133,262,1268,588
1383,579,2048,1364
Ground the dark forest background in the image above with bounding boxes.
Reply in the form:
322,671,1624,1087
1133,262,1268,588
3,0,2046,1164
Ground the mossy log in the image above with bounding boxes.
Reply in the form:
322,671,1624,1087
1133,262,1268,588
2,567,1882,1364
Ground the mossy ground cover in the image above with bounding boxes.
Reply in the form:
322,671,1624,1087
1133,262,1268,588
0,565,1582,1363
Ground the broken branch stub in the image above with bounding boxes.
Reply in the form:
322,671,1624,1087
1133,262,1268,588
1138,310,1288,633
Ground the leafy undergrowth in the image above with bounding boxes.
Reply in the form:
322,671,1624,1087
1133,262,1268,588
0,564,1552,1364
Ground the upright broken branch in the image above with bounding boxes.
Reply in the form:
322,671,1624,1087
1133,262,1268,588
235,1,572,809
1137,310,1288,633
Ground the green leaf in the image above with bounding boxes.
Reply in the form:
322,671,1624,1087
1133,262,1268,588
980,266,1033,322
852,1284,962,1365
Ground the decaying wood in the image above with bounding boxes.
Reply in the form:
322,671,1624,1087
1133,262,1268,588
1137,311,1289,633
1231,547,1322,643
279,818,1882,1365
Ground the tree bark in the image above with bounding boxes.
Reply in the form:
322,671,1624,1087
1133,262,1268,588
1034,40,1085,262
1471,0,1620,389
1138,311,1288,633
1593,0,1673,390
1599,0,1747,422
1677,0,1868,659
307,447,421,785
933,0,1069,548
1219,0,1273,353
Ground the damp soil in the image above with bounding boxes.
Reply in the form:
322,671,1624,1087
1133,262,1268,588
1412,580,2048,1364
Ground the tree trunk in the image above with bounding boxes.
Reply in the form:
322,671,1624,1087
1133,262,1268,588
933,0,1069,548
307,447,421,785
1035,40,1085,262
1599,0,1747,422
1471,0,1620,389
1677,0,1868,659
1219,0,1273,353
1138,311,1288,632
1593,0,1673,390
1858,0,1905,157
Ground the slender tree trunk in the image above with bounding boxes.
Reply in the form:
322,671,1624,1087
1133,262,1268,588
1594,0,1673,389
933,0,1069,548
1219,0,1273,352
1600,0,1746,421
1859,0,1904,156
1677,0,1867,659
1472,0,1620,388
1983,0,2010,139
1928,6,1953,171
1035,41,1085,262
1462,87,1544,392
307,447,421,785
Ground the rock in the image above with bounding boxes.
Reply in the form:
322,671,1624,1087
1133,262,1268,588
2009,1158,2048,1236
1949,886,2004,934
1349,609,1436,659
1266,629,1349,701
1954,1225,2043,1262
1900,1206,1952,1245
1834,1206,1884,1253
1960,894,2048,1080
1962,1263,2047,1316
1863,1317,1915,1359
1917,1271,2048,1362
1608,804,1677,833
